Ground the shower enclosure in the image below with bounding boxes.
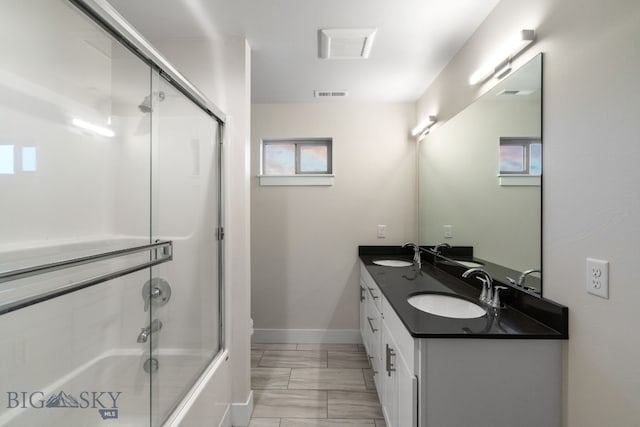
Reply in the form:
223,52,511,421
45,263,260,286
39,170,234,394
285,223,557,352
0,0,225,425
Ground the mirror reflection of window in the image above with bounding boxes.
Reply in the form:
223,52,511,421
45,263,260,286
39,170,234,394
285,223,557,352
499,137,541,175
0,145,37,174
21,146,37,172
0,145,15,174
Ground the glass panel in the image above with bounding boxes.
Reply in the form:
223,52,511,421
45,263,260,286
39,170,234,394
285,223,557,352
299,144,328,173
499,145,525,173
149,72,220,426
530,143,542,175
21,147,37,172
264,143,295,175
0,145,14,174
0,0,153,425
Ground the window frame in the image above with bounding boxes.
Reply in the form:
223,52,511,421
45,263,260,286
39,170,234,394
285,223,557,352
261,138,332,176
259,138,334,187
499,137,541,176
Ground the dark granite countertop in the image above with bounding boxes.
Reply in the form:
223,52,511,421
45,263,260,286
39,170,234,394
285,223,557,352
359,247,568,339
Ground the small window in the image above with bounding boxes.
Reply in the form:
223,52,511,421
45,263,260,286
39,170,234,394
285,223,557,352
499,137,541,175
260,138,333,186
262,138,332,175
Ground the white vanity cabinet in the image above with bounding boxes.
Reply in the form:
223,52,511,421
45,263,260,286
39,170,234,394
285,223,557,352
360,262,418,427
359,261,562,427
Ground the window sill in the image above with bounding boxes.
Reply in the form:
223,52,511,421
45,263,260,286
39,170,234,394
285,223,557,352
498,175,541,187
259,175,335,187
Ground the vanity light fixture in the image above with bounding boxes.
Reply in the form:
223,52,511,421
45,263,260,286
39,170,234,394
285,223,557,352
469,29,536,85
411,115,437,140
72,118,115,138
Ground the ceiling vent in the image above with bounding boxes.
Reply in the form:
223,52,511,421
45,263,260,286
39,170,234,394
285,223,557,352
314,90,349,98
318,28,377,59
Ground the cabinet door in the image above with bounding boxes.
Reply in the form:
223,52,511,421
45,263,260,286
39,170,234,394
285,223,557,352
381,322,398,427
396,349,417,427
383,320,417,427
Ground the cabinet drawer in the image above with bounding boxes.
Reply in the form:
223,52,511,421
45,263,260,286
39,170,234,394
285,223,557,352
360,261,382,313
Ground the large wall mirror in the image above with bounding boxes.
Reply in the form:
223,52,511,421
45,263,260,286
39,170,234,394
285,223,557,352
419,54,543,295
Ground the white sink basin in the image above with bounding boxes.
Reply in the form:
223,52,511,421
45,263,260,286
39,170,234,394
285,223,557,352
407,294,486,319
373,259,413,267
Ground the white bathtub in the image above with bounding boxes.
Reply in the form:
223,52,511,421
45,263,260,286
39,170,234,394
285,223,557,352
0,348,222,427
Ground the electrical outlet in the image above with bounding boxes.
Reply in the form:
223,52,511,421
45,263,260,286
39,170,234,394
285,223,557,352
377,225,386,238
586,258,609,299
443,225,453,239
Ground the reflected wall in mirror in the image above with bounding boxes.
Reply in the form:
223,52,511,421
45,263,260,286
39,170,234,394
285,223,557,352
419,54,542,295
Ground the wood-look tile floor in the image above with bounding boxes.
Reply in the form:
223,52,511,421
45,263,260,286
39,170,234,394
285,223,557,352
250,344,386,427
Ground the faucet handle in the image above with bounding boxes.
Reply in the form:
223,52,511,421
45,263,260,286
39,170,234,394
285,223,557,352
491,286,508,309
475,276,494,303
142,278,172,312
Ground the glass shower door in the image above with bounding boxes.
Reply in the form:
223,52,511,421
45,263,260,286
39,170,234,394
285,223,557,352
148,72,222,426
0,1,157,426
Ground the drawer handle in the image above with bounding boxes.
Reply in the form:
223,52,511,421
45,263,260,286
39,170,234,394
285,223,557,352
367,355,378,376
367,287,379,300
386,343,396,376
360,286,365,302
367,316,378,333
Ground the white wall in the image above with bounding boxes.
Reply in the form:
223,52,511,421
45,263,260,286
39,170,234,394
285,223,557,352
416,0,640,425
150,38,252,421
251,103,416,336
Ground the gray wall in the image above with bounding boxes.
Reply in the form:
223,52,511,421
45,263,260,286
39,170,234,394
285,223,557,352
251,103,416,337
416,0,640,425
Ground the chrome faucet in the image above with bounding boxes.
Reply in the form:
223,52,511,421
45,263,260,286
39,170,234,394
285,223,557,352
518,269,541,288
137,319,163,343
432,243,451,264
462,267,494,304
402,242,422,270
507,268,541,292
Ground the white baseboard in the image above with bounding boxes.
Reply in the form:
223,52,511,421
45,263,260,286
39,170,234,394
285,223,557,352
230,390,253,427
252,329,362,344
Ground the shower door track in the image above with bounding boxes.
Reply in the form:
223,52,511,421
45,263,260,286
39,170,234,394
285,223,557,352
0,240,173,316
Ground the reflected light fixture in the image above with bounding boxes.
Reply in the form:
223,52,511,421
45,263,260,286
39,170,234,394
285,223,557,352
411,115,437,140
72,118,115,138
469,29,536,85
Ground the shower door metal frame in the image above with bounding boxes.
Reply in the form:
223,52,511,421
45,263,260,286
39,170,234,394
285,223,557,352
67,0,227,347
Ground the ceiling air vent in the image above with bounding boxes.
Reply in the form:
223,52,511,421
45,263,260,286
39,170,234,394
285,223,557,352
314,90,348,98
318,28,377,59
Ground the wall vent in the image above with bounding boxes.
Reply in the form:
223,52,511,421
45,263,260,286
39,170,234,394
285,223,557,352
314,90,348,98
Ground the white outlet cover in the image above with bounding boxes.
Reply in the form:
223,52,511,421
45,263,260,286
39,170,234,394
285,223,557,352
586,258,609,299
